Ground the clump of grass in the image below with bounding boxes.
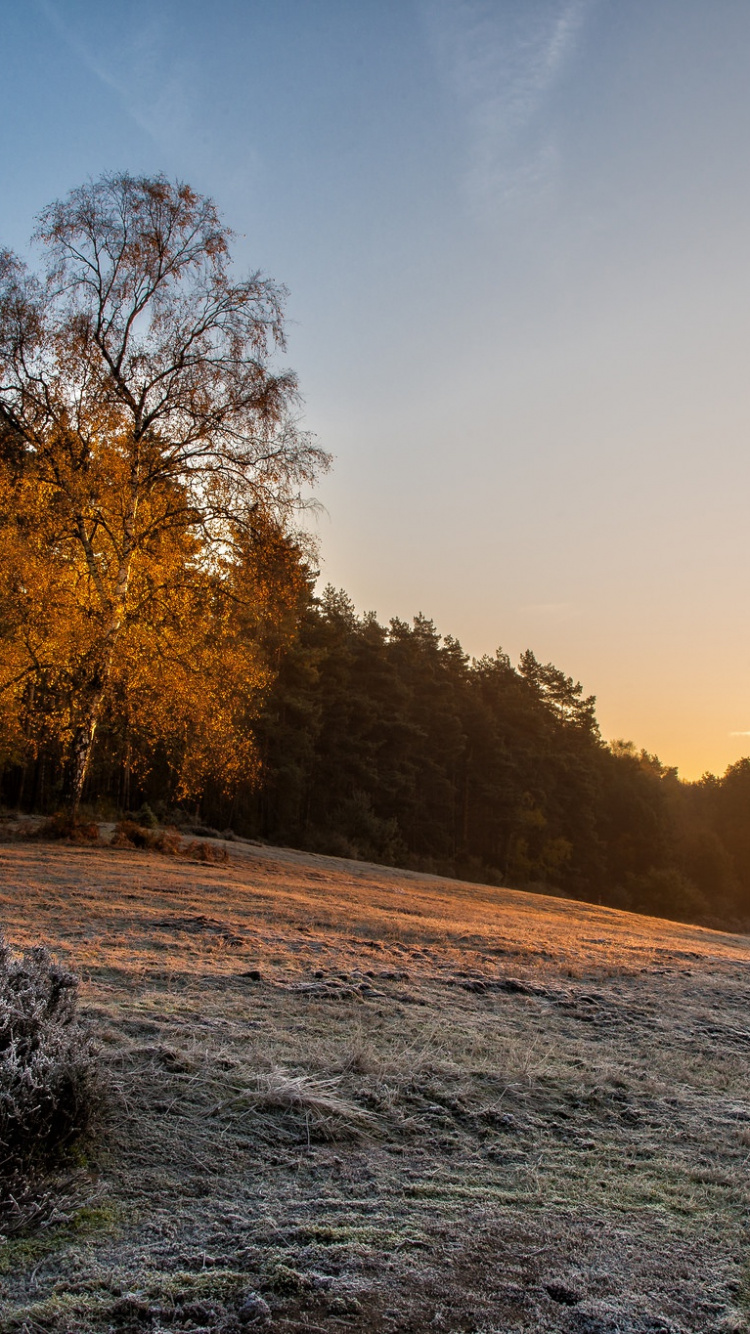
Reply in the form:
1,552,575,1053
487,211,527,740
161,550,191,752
255,1068,371,1123
218,1067,375,1140
0,937,100,1194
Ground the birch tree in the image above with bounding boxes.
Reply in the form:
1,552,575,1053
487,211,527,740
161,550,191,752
0,174,328,808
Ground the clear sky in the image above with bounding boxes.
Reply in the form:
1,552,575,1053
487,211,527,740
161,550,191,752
3,0,750,779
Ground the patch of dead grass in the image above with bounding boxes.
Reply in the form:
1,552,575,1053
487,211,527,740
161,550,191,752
1,842,749,1331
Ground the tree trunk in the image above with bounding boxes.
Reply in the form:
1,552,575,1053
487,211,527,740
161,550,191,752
67,543,134,814
122,725,132,812
68,680,109,813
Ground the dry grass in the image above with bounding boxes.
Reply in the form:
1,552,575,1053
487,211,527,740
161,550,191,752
0,836,749,1331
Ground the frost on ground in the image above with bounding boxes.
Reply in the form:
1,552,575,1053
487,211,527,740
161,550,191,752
0,837,748,1333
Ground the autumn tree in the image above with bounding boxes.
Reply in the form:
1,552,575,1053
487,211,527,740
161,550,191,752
0,174,328,808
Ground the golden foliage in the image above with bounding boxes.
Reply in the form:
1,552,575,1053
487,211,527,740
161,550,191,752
0,175,326,803
0,443,310,801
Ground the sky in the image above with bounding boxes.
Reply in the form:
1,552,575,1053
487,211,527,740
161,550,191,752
3,0,750,779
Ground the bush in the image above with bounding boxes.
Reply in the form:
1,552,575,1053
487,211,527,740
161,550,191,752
112,820,180,854
112,818,155,849
35,811,100,844
0,937,100,1175
134,802,158,829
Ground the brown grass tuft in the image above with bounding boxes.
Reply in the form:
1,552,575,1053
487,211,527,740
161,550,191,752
247,1068,375,1132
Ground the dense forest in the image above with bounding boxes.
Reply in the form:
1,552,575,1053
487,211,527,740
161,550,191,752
2,173,749,933
4,563,750,933
202,587,750,931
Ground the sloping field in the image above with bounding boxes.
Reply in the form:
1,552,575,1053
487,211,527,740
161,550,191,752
1,838,749,1333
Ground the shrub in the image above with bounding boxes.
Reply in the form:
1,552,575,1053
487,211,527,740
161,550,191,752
189,823,223,839
112,817,155,849
35,811,100,844
112,819,181,854
0,937,100,1175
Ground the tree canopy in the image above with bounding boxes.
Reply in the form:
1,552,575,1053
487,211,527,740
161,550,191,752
0,174,328,804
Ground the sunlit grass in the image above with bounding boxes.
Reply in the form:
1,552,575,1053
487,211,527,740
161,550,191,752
1,839,749,1332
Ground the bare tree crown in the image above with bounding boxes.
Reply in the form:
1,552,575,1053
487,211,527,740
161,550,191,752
0,173,328,526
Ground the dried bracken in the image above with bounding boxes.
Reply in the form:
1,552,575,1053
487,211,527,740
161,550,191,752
183,838,229,864
112,819,181,855
35,812,100,844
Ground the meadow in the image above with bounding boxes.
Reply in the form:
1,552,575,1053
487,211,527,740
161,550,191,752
1,827,749,1333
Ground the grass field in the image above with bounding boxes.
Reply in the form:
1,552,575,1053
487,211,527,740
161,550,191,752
1,833,749,1333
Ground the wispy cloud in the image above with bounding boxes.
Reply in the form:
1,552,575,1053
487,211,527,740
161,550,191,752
422,0,595,214
729,731,750,737
35,0,193,149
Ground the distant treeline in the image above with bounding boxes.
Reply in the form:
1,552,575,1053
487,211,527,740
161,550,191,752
241,588,750,931
6,579,749,932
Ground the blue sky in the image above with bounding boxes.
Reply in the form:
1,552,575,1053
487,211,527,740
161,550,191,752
4,0,750,777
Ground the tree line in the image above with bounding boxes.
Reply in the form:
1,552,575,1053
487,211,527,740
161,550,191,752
4,557,750,931
233,587,750,931
2,174,749,932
